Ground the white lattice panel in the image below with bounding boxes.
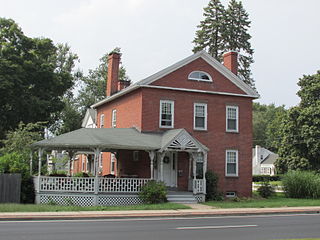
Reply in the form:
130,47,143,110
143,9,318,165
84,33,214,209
40,177,95,192
39,194,94,206
98,195,143,206
193,179,204,194
99,178,150,193
194,194,205,203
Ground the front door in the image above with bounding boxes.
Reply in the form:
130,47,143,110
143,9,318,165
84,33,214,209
158,152,177,187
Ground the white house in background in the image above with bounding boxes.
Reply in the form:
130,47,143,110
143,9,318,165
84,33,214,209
81,108,97,128
252,145,278,176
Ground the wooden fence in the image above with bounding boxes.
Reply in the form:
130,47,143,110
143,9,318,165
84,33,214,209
0,174,21,203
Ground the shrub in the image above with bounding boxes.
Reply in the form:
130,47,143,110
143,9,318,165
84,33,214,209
73,172,91,177
253,175,282,182
205,170,223,201
282,171,320,199
49,170,67,177
257,181,275,198
139,180,167,204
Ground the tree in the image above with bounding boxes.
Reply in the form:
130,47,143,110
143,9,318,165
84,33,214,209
0,122,44,203
253,102,286,152
193,0,255,88
0,18,78,140
275,71,320,173
224,0,254,87
193,0,226,61
54,48,130,134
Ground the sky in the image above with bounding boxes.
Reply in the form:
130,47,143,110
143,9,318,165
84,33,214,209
1,0,320,108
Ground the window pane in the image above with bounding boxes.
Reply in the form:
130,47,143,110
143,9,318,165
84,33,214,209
200,73,209,80
195,117,205,128
227,163,236,174
228,119,236,130
196,162,203,178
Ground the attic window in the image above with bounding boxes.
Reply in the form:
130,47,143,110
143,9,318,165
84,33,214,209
188,71,212,82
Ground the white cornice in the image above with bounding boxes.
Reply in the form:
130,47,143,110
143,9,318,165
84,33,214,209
141,85,257,98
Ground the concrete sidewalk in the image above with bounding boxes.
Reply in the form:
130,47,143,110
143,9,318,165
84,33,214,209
1,205,320,221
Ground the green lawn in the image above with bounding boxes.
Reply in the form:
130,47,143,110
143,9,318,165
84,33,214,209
205,193,320,208
0,202,190,212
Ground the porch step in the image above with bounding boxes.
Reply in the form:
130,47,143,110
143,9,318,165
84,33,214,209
167,191,197,204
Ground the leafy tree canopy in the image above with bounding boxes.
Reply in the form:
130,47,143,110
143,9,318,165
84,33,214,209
0,18,78,140
275,71,320,173
253,102,286,152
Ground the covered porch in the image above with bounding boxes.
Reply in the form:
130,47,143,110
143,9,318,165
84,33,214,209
31,128,208,206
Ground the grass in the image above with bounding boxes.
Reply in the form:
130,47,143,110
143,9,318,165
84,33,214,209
205,193,320,208
0,202,190,212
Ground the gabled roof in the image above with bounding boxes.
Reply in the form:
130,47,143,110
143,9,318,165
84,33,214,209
92,50,259,108
261,153,278,165
31,128,208,153
81,108,97,128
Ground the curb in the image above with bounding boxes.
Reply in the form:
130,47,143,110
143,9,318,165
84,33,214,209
1,208,320,221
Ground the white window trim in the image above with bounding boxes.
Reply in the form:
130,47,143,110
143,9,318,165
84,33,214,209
111,109,117,128
194,103,207,130
225,149,239,177
159,100,174,128
100,114,105,128
188,71,212,82
226,105,239,132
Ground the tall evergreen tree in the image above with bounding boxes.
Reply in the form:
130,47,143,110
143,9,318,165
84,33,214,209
224,0,254,87
193,0,226,61
193,0,255,88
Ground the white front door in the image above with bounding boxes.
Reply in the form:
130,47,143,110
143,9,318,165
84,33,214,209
158,152,177,187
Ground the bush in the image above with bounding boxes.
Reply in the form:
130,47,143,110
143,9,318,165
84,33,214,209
253,175,282,182
206,170,223,201
139,180,167,204
282,171,320,199
257,181,275,198
49,170,67,177
73,172,91,177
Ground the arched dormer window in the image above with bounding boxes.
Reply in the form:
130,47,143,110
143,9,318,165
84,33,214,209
188,71,212,82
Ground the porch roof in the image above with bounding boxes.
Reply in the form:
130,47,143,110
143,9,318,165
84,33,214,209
31,128,208,152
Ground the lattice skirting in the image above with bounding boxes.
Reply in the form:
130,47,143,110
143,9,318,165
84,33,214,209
194,194,205,203
37,193,142,206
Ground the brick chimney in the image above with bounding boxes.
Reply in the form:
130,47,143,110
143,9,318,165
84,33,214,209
223,51,238,75
118,80,130,91
106,52,121,97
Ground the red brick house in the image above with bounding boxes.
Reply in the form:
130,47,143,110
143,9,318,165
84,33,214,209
80,50,258,198
33,50,258,205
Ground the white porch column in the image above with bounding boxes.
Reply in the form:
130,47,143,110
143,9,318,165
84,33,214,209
93,148,101,206
148,151,155,180
29,151,33,176
36,148,44,204
192,152,197,194
159,152,165,182
203,151,208,194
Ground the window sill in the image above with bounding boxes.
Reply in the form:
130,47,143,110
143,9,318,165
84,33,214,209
226,130,239,134
194,128,207,132
225,175,239,178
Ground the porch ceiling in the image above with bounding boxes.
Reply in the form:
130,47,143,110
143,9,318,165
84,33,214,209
31,127,208,152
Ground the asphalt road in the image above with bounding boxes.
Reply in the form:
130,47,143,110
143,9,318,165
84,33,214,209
0,214,320,240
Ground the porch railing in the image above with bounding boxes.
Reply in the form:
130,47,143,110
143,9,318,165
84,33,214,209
193,179,205,194
39,176,95,192
37,176,151,193
99,178,150,193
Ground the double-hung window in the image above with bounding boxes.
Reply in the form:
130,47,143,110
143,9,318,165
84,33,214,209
100,114,105,128
226,106,238,132
160,100,174,128
194,103,207,130
226,150,238,176
112,109,117,128
110,153,116,174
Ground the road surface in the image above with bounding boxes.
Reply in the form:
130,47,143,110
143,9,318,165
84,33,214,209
0,213,319,240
